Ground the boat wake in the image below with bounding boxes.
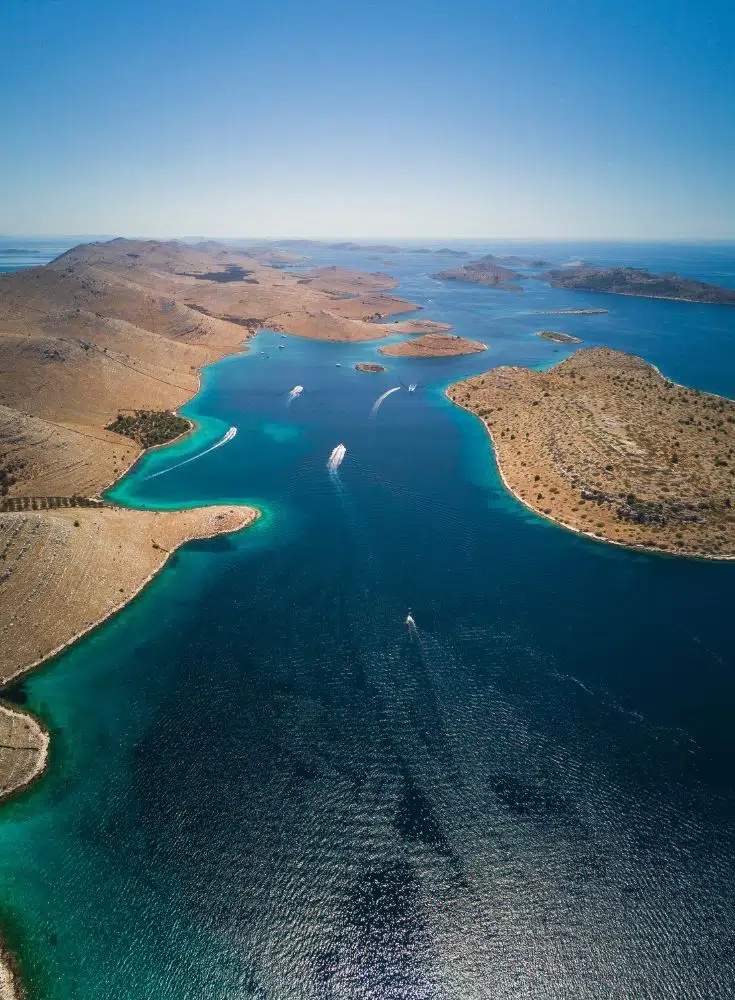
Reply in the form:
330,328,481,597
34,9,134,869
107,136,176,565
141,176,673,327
287,385,304,404
371,386,401,417
145,426,237,480
327,443,347,474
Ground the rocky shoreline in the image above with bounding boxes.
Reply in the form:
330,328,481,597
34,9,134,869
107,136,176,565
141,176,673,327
447,348,735,559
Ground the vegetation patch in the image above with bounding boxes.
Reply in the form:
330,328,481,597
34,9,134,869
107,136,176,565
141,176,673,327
107,410,190,449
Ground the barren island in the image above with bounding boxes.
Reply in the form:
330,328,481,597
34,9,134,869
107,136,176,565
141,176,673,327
380,334,486,358
448,348,735,558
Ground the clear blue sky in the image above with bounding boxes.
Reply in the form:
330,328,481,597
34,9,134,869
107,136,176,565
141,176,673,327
1,0,733,238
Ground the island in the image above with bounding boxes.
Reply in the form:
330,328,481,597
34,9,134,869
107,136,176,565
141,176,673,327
386,319,452,335
536,330,583,344
447,347,735,559
432,256,524,290
380,333,487,358
542,265,735,305
532,308,609,316
486,253,551,268
355,362,386,372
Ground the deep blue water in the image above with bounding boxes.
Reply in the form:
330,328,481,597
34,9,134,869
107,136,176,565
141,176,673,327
1,242,734,999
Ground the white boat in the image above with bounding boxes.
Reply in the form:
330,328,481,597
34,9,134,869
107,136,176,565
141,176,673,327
327,443,347,472
405,613,415,627
408,384,417,392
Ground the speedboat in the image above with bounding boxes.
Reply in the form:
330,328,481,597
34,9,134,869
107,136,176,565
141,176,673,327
405,613,415,627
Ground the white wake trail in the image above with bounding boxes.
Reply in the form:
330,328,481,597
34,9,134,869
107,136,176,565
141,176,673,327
287,384,304,404
371,385,401,417
144,426,237,480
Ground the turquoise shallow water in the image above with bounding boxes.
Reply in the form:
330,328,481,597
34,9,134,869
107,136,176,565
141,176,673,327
2,242,735,998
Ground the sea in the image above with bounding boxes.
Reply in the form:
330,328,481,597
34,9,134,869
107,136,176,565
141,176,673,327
1,238,734,999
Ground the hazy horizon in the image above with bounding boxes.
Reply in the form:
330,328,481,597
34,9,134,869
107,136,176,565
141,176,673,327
2,0,734,239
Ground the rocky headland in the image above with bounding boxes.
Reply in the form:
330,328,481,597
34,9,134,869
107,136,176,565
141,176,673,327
448,347,735,558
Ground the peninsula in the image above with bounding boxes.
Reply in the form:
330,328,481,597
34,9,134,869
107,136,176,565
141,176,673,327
543,265,735,305
448,348,735,558
380,333,486,358
432,256,524,290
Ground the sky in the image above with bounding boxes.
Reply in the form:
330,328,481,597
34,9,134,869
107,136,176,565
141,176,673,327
1,0,734,239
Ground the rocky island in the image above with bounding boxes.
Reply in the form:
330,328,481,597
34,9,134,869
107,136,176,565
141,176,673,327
355,362,386,372
448,347,735,559
432,256,524,290
536,330,583,344
380,333,486,358
543,265,735,305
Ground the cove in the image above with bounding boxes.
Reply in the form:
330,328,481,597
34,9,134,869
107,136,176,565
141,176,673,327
1,243,734,998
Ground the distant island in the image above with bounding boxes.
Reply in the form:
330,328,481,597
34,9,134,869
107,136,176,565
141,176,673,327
532,308,609,316
380,333,486,358
387,318,453,335
542,265,735,305
536,330,583,344
355,362,386,372
448,347,735,558
487,253,551,267
432,256,524,290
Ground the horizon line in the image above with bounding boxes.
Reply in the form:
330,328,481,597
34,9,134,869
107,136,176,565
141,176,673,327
3,234,735,244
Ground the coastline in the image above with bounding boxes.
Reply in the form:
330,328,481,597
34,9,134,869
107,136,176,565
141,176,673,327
445,386,735,563
0,939,24,1000
0,506,260,693
0,367,259,1000
0,240,437,998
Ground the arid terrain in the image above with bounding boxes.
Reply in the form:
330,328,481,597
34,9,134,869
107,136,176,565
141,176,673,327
380,333,487,358
0,238,421,807
448,348,735,558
